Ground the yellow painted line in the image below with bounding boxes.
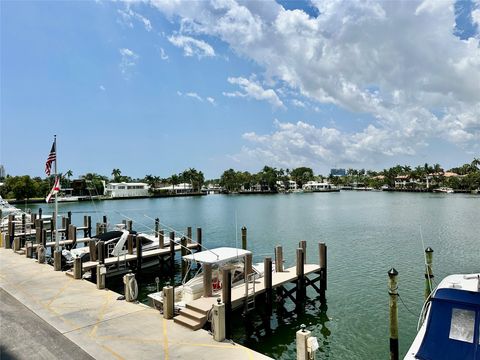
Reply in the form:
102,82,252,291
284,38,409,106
46,277,74,307
163,318,169,360
89,292,112,337
177,341,238,349
100,344,126,360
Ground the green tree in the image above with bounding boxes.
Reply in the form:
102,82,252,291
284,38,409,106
111,169,121,182
290,167,314,187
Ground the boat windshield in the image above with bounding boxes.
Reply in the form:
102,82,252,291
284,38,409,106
416,288,480,360
182,247,251,265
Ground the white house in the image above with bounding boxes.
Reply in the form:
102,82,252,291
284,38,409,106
157,182,193,194
103,182,150,198
302,181,336,192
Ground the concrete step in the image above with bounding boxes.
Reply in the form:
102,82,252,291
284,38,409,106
173,314,204,331
185,297,216,315
179,307,207,322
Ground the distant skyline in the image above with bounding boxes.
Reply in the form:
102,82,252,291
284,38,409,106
1,0,479,179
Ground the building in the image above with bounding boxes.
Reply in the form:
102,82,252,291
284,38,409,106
103,182,150,198
0,165,5,179
276,180,298,191
156,182,193,195
330,168,346,177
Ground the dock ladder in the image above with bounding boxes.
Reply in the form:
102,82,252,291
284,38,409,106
244,273,256,313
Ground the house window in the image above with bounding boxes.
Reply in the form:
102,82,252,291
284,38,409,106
449,308,475,343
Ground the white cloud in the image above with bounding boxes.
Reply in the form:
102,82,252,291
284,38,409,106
186,92,203,101
168,35,215,58
118,7,152,31
291,99,305,108
226,76,285,108
148,0,480,160
119,48,139,78
159,47,168,60
99,85,106,91
206,97,216,105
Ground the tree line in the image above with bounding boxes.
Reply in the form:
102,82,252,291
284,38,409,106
1,159,479,200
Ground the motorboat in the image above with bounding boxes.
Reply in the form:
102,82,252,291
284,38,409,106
0,195,22,216
148,247,265,311
433,187,454,193
404,273,480,360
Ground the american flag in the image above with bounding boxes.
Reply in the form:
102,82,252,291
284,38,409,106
45,142,56,176
46,176,60,203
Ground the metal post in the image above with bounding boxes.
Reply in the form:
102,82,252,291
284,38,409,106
388,268,399,360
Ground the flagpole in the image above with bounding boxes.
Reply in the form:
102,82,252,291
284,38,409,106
53,135,61,271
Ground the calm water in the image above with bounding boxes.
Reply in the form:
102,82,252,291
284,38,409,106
26,192,479,359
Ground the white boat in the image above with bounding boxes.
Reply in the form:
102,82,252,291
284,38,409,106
0,195,22,216
148,247,264,311
433,187,454,193
404,273,480,360
302,181,340,192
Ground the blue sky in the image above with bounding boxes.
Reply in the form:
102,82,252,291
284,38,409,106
1,0,479,179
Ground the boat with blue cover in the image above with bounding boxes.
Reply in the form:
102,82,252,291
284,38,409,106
405,273,480,360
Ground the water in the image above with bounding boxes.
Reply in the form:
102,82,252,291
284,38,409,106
25,192,480,359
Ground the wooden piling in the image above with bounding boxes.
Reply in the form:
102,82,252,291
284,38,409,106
89,240,97,262
37,245,45,264
127,234,133,255
69,224,77,249
42,229,47,247
102,215,107,224
181,236,188,279
388,268,399,360
245,253,253,276
97,240,105,264
275,245,284,272
222,268,232,339
187,227,192,244
73,256,82,279
296,248,305,303
136,235,142,273
264,257,273,314
169,232,175,279
241,226,247,250
158,230,164,249
38,208,42,219
96,264,106,289
319,243,327,300
35,219,43,244
96,223,101,236
299,240,307,259
26,241,33,258
154,218,159,238
203,263,213,297
424,247,434,300
21,213,26,246
196,227,202,251
7,215,14,249
126,220,133,231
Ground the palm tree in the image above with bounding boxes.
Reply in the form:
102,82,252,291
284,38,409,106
170,174,179,193
112,169,121,182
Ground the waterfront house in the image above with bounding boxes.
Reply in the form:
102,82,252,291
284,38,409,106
302,181,336,191
103,182,150,198
156,182,193,195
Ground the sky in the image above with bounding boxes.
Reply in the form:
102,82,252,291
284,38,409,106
1,0,479,179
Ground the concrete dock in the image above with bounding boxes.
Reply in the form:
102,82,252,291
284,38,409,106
0,248,272,360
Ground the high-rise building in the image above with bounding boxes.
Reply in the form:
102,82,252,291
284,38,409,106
0,165,5,179
330,168,346,177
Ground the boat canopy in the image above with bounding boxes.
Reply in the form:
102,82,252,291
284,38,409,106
416,288,480,360
182,247,252,265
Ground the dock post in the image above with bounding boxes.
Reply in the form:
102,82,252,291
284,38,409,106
96,264,106,289
181,236,188,279
124,272,137,302
61,217,67,240
13,236,20,252
127,234,133,255
222,268,232,339
35,219,43,244
102,215,107,225
163,286,174,319
97,240,105,265
136,235,142,273
89,239,97,262
319,243,327,301
67,211,72,226
26,241,33,258
275,245,284,272
424,247,434,300
388,268,399,360
38,207,42,219
264,257,273,315
69,224,77,249
42,229,47,247
203,263,213,297
296,248,305,303
245,253,253,276
296,324,311,360
21,213,26,247
212,299,226,342
169,232,175,281
87,216,92,237
186,226,192,244
196,227,202,252
299,240,307,259
154,218,159,238
7,215,14,249
31,213,37,228
96,223,101,236
241,226,247,250
126,220,133,232
73,256,82,279
37,245,45,264
159,230,164,249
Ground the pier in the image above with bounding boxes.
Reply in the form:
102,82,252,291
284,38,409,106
0,247,271,360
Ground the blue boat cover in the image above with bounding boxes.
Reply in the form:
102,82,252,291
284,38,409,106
416,288,480,360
